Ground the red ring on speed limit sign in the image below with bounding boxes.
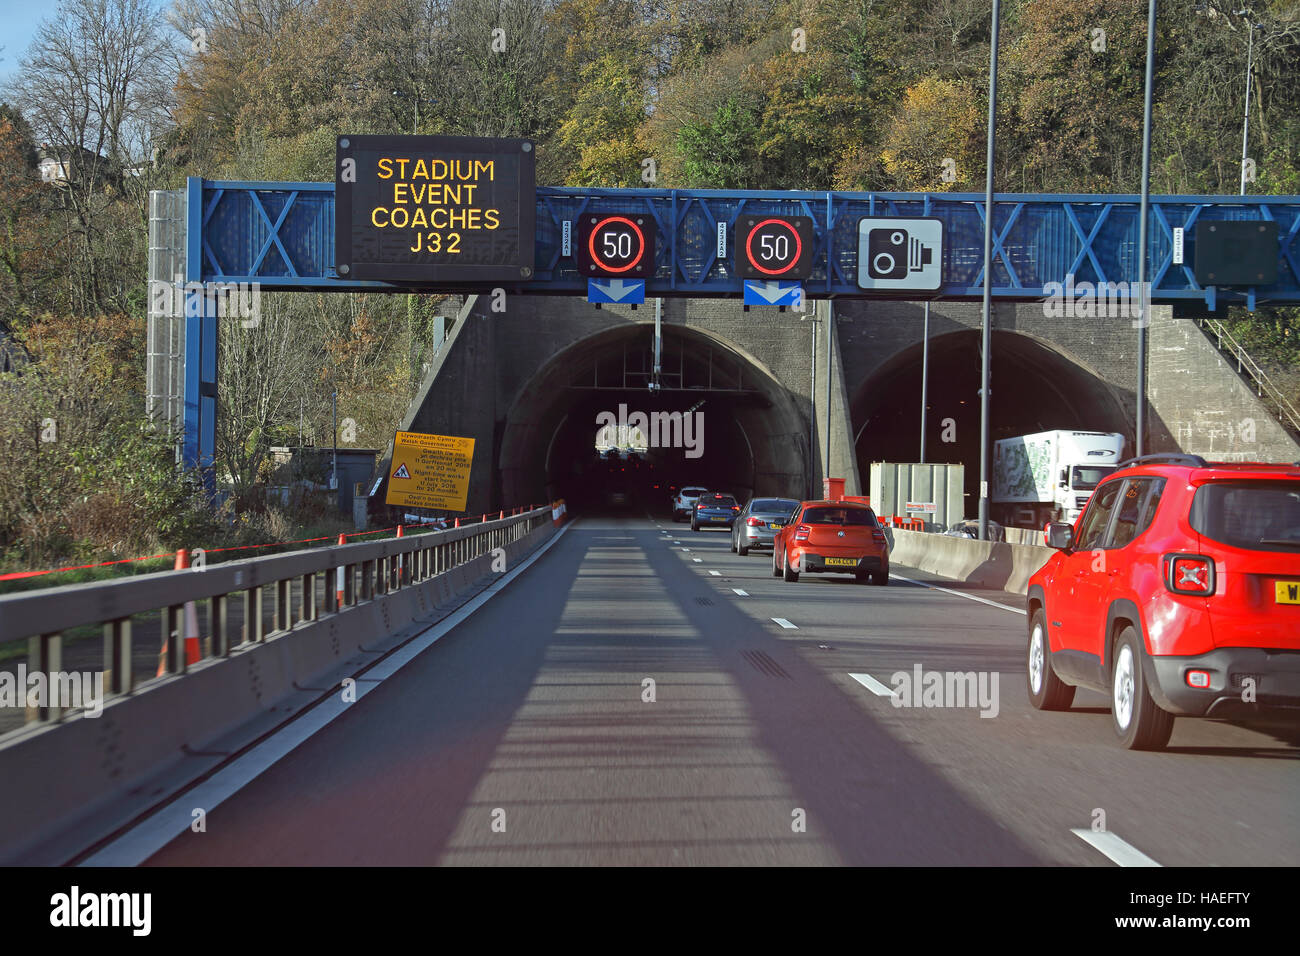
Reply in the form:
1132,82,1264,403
746,218,803,276
588,216,646,273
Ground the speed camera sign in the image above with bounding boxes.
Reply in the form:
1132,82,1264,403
856,217,943,291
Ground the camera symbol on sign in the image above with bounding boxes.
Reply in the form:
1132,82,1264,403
857,218,943,291
868,228,933,280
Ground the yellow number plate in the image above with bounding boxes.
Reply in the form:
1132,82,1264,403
825,557,857,567
770,523,783,530
1276,581,1300,605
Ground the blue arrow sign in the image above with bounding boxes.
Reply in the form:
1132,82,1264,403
588,278,646,304
743,280,802,306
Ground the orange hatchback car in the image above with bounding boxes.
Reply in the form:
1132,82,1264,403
772,500,890,585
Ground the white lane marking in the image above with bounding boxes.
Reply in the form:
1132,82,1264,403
79,523,574,867
892,572,1026,616
1070,829,1162,867
771,618,797,629
732,589,748,596
849,672,899,699
673,541,681,544
708,571,721,577
692,558,702,563
681,547,690,552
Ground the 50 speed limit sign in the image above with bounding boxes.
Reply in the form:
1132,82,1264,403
577,214,655,277
736,215,815,280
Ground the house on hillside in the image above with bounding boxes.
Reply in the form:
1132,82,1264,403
36,144,106,186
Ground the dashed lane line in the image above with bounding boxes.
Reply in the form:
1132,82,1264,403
1070,829,1162,867
849,672,900,699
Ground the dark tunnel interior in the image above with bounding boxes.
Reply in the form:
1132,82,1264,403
500,325,807,518
851,329,1134,516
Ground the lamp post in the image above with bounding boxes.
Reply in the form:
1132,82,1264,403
1236,11,1258,196
920,302,930,464
331,389,338,498
977,0,1002,541
1136,0,1157,458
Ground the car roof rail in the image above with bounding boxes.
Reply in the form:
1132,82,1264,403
1113,453,1208,470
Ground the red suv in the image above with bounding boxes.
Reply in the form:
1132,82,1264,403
1026,454,1300,749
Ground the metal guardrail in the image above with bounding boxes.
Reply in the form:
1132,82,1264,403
0,508,551,724
1196,317,1300,438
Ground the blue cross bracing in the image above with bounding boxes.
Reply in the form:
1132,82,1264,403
177,176,1300,474
189,177,1300,310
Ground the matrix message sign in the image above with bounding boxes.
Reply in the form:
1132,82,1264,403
736,215,814,279
335,135,535,283
576,214,655,277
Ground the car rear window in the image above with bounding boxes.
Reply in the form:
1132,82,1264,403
752,498,799,512
700,494,736,507
682,487,707,496
802,506,878,526
1190,480,1300,552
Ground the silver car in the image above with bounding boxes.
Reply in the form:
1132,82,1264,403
731,497,801,555
672,486,709,521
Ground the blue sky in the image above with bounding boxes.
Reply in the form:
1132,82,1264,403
0,1,49,84
0,0,171,87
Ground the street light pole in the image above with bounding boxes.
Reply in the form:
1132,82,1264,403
1136,0,1157,458
1238,14,1256,196
920,302,930,464
977,0,1002,541
331,389,338,498
824,301,833,480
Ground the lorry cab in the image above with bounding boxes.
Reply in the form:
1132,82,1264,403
1059,461,1119,523
994,429,1126,528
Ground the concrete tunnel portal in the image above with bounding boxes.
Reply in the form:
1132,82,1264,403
498,325,809,516
850,328,1134,512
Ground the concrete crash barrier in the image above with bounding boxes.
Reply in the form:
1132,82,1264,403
886,527,1051,596
1003,526,1048,547
0,510,557,865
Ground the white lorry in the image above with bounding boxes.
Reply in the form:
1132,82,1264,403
991,430,1125,528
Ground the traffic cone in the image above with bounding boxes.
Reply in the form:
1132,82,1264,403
158,549,201,676
336,533,347,608
454,517,461,528
499,510,504,520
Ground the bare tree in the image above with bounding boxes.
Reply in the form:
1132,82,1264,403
7,0,178,315
425,0,562,139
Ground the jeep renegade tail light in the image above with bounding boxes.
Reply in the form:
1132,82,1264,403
1163,553,1215,596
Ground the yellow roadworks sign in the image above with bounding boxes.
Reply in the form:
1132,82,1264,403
385,431,475,511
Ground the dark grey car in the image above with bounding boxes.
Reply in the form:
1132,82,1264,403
731,497,801,555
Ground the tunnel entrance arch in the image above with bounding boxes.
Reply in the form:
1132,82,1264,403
499,324,809,514
851,329,1132,512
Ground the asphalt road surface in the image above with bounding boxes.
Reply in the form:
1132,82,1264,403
135,515,1299,866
